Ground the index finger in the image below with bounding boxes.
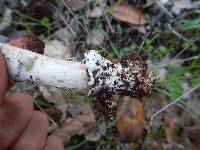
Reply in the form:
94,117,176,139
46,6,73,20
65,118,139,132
0,51,8,102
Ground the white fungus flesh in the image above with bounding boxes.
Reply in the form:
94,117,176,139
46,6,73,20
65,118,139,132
84,50,154,99
0,43,88,90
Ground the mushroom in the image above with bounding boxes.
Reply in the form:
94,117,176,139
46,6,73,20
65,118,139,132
0,43,154,100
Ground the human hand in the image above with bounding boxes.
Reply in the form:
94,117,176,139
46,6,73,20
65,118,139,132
0,51,64,150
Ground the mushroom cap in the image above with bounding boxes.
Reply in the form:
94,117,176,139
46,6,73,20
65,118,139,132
84,50,154,100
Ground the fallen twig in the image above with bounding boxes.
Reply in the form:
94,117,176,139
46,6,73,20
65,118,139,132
150,83,200,123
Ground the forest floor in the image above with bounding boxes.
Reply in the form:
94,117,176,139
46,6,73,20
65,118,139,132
1,0,200,150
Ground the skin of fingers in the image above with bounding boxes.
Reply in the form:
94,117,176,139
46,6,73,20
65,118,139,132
1,40,64,150
10,111,49,150
43,135,64,150
0,92,33,150
0,51,8,103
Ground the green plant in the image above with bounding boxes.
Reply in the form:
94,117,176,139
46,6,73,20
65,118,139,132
177,16,200,31
156,65,184,99
35,97,54,108
13,10,51,28
72,92,92,102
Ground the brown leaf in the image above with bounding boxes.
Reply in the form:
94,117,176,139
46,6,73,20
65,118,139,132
25,0,54,21
44,107,63,124
165,117,185,144
116,96,145,142
110,2,147,25
186,126,200,150
65,0,87,11
9,35,45,54
54,115,96,145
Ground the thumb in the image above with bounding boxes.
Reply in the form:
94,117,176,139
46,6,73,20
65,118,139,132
0,51,8,102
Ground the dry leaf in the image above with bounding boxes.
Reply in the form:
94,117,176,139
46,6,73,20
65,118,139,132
110,2,147,26
85,6,103,18
44,107,63,123
186,126,200,150
165,118,185,144
85,129,101,142
132,25,147,34
165,109,187,144
9,35,45,54
87,28,105,46
172,0,192,14
116,97,145,142
65,0,87,11
44,39,72,59
54,115,96,145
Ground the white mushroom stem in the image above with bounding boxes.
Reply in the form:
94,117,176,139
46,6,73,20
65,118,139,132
0,43,88,91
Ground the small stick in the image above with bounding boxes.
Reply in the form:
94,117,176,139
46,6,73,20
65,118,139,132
156,1,173,19
151,83,200,121
0,43,154,99
104,11,115,33
168,24,189,42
